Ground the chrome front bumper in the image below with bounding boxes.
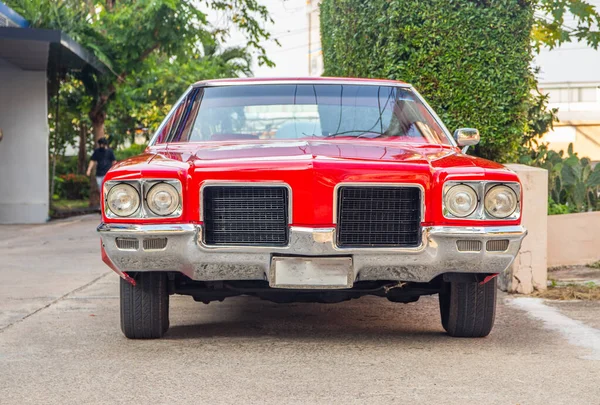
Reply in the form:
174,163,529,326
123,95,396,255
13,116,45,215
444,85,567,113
98,223,527,285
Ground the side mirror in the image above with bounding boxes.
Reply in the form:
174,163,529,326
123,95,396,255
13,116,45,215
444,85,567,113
453,128,480,152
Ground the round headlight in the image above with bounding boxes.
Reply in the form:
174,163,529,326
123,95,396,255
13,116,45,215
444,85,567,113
146,183,180,216
484,185,518,218
445,184,478,218
106,183,140,217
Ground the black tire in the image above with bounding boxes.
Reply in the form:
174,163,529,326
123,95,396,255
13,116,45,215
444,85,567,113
439,278,496,338
120,272,169,339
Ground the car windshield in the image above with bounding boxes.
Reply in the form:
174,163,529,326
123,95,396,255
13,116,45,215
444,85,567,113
153,84,452,145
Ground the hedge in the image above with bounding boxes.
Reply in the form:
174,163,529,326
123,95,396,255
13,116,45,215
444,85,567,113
320,0,534,162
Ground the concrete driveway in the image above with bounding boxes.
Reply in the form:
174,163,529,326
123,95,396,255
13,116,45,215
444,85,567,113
1,215,599,404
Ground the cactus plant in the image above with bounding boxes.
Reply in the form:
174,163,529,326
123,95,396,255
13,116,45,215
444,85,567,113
523,143,600,213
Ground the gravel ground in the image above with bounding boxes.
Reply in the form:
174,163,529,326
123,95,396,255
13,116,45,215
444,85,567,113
1,215,599,404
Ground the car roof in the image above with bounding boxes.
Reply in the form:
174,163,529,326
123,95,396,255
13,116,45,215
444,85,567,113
192,77,411,88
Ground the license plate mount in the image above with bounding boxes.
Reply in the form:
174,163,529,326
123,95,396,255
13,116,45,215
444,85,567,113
269,256,353,289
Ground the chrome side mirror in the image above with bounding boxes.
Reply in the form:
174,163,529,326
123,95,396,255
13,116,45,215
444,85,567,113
453,128,480,153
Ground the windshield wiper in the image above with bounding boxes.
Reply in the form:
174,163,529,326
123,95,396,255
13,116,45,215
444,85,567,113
324,130,388,138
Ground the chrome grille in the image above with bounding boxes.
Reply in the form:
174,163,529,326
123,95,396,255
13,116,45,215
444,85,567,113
337,186,422,247
487,239,509,252
456,240,482,252
115,238,139,250
203,186,289,246
143,238,168,250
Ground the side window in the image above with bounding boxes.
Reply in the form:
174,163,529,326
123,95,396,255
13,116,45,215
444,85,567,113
173,89,202,142
154,88,202,143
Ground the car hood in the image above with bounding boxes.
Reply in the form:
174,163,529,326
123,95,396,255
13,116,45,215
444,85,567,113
150,139,509,172
153,140,462,167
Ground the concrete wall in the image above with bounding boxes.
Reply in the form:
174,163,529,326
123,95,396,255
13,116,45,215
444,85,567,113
500,164,548,294
0,57,49,223
548,211,600,267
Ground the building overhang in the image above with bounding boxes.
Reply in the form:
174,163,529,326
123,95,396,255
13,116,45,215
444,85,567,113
0,27,106,74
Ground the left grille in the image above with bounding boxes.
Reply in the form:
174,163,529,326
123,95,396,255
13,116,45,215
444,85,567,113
203,186,289,246
115,238,139,250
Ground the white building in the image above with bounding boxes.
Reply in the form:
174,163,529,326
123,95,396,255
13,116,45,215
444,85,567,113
0,2,105,223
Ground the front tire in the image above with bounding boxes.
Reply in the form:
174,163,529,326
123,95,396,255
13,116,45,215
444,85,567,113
439,278,496,338
120,272,169,339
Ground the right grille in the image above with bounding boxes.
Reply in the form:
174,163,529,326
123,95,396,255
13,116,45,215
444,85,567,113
337,186,422,247
203,186,289,246
487,239,509,252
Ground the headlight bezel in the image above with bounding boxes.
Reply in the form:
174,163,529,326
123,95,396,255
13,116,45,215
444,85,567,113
484,184,519,219
105,183,141,218
146,182,181,217
444,184,479,218
443,181,520,221
104,179,182,219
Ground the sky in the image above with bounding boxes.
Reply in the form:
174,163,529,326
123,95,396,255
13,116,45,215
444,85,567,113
207,0,310,78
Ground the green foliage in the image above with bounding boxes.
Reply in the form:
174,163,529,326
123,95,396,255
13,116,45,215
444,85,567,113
533,0,600,51
53,156,80,177
56,174,90,200
115,144,147,161
6,0,273,142
48,75,93,159
548,198,573,215
320,0,534,162
5,0,93,38
522,143,600,213
107,41,253,143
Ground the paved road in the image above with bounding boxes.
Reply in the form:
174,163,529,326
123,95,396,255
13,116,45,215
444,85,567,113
1,215,599,404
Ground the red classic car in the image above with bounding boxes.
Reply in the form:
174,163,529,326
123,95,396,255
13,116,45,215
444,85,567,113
98,77,526,339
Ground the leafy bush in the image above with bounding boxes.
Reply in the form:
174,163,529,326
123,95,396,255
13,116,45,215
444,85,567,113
320,0,534,162
53,155,79,176
547,198,573,215
522,144,600,213
57,174,90,200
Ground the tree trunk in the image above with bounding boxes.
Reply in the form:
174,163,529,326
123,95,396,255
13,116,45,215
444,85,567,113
91,111,106,141
88,108,106,208
77,122,88,175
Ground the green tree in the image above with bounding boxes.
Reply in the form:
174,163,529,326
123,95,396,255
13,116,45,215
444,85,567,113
48,75,93,200
107,39,253,145
7,0,273,141
534,0,600,51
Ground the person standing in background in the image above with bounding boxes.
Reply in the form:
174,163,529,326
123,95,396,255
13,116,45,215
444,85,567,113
87,138,116,189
